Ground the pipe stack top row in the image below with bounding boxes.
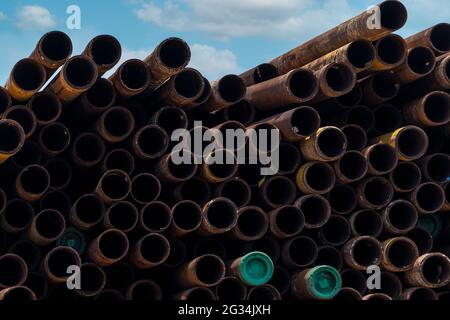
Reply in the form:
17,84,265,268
0,0,449,301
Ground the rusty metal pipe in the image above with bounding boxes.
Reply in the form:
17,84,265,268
327,184,357,215
381,237,419,272
214,177,251,208
199,75,246,113
389,161,422,193
363,293,392,300
363,143,398,175
349,209,383,237
259,176,297,209
296,161,336,195
318,215,351,247
130,173,161,205
78,263,106,298
96,106,135,143
344,105,375,131
406,23,450,55
40,190,71,217
315,246,344,271
371,272,403,299
139,201,172,233
37,122,71,157
130,233,170,269
277,143,302,175
44,158,72,191
405,253,450,288
341,125,367,151
43,246,81,284
239,63,279,87
215,277,248,301
0,286,36,301
28,92,62,126
0,254,28,288
342,236,382,270
23,272,48,300
174,287,216,300
104,201,138,233
126,280,162,301
245,69,318,112
363,34,407,75
71,133,106,169
150,106,188,136
333,151,367,184
82,35,121,76
213,120,246,152
248,284,281,301
0,119,25,164
102,149,135,175
9,140,42,174
401,287,438,300
408,228,434,256
170,200,202,236
70,193,105,230
372,103,403,136
28,209,65,246
199,197,238,235
295,194,331,229
361,71,400,106
0,86,11,115
95,169,131,205
75,78,116,118
155,150,198,183
185,77,212,111
201,149,238,184
317,83,363,112
220,99,256,125
395,46,436,84
164,237,187,268
1,199,34,234
16,165,50,202
409,182,445,214
230,206,268,241
311,63,356,103
173,177,212,206
132,125,169,160
404,91,450,127
109,59,151,100
88,229,129,267
300,126,347,162
3,105,37,138
269,205,304,240
418,153,450,184
340,269,367,295
268,1,407,74
334,287,362,301
357,176,393,209
177,254,225,288
5,58,46,102
281,236,318,269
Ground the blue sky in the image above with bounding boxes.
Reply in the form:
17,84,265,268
0,0,449,82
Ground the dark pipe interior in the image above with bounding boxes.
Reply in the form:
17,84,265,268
99,231,128,259
288,237,317,266
374,104,402,134
175,70,203,98
5,199,33,229
179,178,211,205
407,288,438,300
265,177,296,205
407,228,433,256
40,124,70,153
238,162,262,186
348,40,375,69
352,238,381,267
328,184,357,214
104,149,134,174
391,162,421,191
0,88,11,114
80,264,105,293
130,281,161,301
0,255,26,287
408,47,435,74
254,63,279,84
108,202,138,231
387,239,417,269
74,134,105,162
91,35,121,66
346,106,374,130
279,143,302,174
65,57,96,88
2,287,34,301
19,165,49,195
377,35,406,64
250,237,280,263
172,201,201,231
320,216,351,245
297,195,330,227
325,64,354,92
305,163,335,192
342,125,367,151
164,238,187,267
137,126,168,157
379,1,408,30
101,172,130,200
184,288,215,301
13,59,45,91
218,75,246,103
207,153,237,179
142,202,171,232
140,235,169,263
219,179,251,207
315,246,343,271
353,210,383,237
216,278,247,300
368,144,398,173
422,255,450,285
338,151,367,180
426,154,450,183
423,93,450,124
120,60,149,90
159,38,190,68
237,207,266,237
45,159,72,190
336,84,363,107
30,93,61,123
36,210,64,239
289,70,317,98
168,155,197,180
363,178,393,207
431,23,450,52
371,272,402,298
416,183,445,212
397,127,428,159
225,100,255,125
341,269,367,294
75,194,104,224
106,263,135,290
372,73,399,99
47,249,78,278
196,255,223,285
155,107,188,135
40,191,71,216
104,108,134,138
24,273,47,299
41,31,72,61
132,174,160,203
317,127,347,158
334,288,361,301
248,286,279,301
275,206,304,236
86,79,115,109
193,77,211,105
12,141,41,169
387,201,418,232
5,107,35,136
218,121,246,151
206,200,236,229
291,107,320,136
193,238,226,259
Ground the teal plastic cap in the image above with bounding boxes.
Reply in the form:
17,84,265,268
306,265,341,300
239,251,274,286
56,227,87,254
418,214,442,238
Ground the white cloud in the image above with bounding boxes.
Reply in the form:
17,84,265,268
16,5,56,30
0,12,7,20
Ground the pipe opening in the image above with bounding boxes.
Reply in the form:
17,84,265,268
218,75,246,104
47,249,79,278
24,273,47,300
328,184,357,214
140,234,169,264
74,194,104,224
288,237,317,266
81,264,105,294
397,127,428,159
336,84,363,107
348,40,375,69
416,183,445,213
65,57,97,88
265,177,296,206
132,174,160,204
321,216,351,245
0,190,5,215
219,179,251,207
99,230,128,259
334,288,362,301
129,281,161,300
193,238,225,259
169,155,197,180
225,100,255,124
40,191,71,216
40,123,70,153
141,202,171,232
238,163,262,186
275,206,304,236
206,153,237,180
13,140,41,168
206,199,237,230
338,151,367,181
237,207,267,238
100,171,130,201
2,287,35,301
41,31,72,61
45,159,72,190
30,93,61,124
175,69,203,98
422,255,450,285
120,60,149,90
103,108,134,139
387,239,417,269
104,149,134,174
159,38,190,68
372,273,402,298
374,104,402,134
192,77,211,105
250,237,280,263
5,200,33,230
19,165,50,196
424,92,450,124
325,64,354,92
137,126,168,158
407,228,433,256
352,238,381,267
315,246,343,271
379,1,408,30
431,23,450,52
372,73,399,99
279,143,301,174
248,286,280,300
183,288,215,300
391,162,421,191
179,178,211,205
363,178,393,207
74,134,105,163
317,127,347,158
106,263,135,290
218,121,246,151
90,35,121,66
408,47,435,75
254,63,279,84
0,88,11,114
342,125,367,151
172,201,201,231
291,107,320,137
305,163,335,193
107,202,138,231
155,107,188,135
346,106,374,130
13,59,45,91
341,269,367,294
196,255,224,285
297,195,330,227
216,277,247,300
86,79,115,109
165,238,187,267
4,107,35,137
289,70,317,99
426,154,450,183
353,210,383,237
0,255,26,287
377,35,406,64
408,288,438,300
35,210,64,239
368,144,398,173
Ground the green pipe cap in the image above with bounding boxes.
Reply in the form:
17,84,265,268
57,227,87,254
306,265,341,300
418,214,442,238
238,251,274,286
